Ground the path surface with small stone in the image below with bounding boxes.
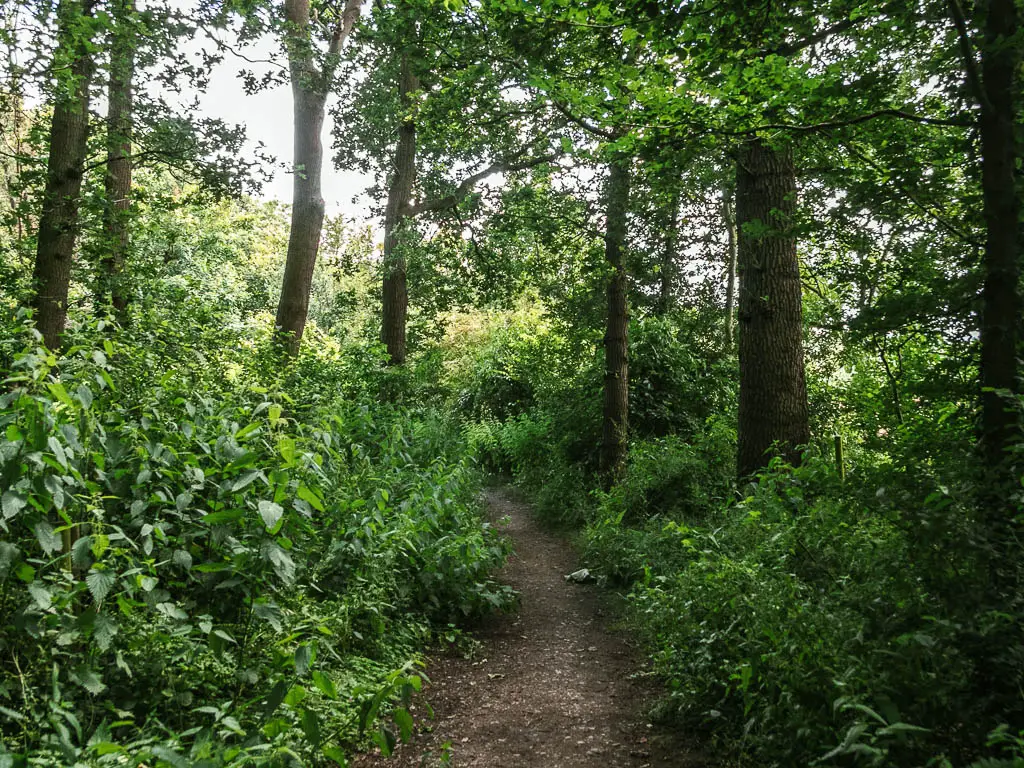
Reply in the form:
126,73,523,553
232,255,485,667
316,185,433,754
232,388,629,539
354,486,703,768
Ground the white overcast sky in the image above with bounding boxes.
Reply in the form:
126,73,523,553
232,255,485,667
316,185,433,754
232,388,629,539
192,31,374,218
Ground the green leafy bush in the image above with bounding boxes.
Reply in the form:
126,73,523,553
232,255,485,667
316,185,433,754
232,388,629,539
0,308,512,766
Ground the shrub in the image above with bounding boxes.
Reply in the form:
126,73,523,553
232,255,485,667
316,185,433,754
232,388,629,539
0,311,512,766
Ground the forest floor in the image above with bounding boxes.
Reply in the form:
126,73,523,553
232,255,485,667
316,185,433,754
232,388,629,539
354,485,705,768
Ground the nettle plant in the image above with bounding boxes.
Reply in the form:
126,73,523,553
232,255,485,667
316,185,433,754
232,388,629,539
0,314,511,766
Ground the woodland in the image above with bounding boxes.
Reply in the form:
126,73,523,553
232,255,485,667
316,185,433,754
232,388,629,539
1,0,1023,765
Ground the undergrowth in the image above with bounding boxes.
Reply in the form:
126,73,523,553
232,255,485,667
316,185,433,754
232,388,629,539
0,309,513,767
453,304,1024,768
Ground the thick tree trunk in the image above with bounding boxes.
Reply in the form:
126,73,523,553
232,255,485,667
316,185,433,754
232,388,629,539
99,0,135,316
723,188,738,349
976,0,1020,469
735,139,810,478
657,186,680,315
275,0,330,357
31,0,97,350
275,0,360,355
380,54,418,367
600,158,631,483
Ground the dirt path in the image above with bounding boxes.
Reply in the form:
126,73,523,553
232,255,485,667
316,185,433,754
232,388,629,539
354,486,702,768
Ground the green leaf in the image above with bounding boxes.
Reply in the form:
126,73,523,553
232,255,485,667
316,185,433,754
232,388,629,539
311,670,337,700
15,563,35,583
235,422,261,440
0,542,19,579
262,679,289,720
75,385,93,410
44,474,65,510
93,614,118,651
33,521,62,556
301,709,321,747
202,509,244,525
47,436,68,469
47,381,74,407
296,484,325,513
253,600,283,631
322,745,348,766
213,629,237,644
372,726,397,757
284,684,307,707
294,644,312,676
87,569,116,604
71,666,106,695
156,602,189,621
149,746,189,768
28,583,52,610
258,500,284,533
71,535,93,567
394,707,414,742
90,742,125,757
266,545,296,584
231,469,261,492
2,491,26,520
278,436,296,466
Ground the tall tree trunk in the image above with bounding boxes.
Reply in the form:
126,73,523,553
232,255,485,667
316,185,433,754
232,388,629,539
976,0,1021,470
735,138,810,478
723,187,738,348
99,0,135,316
31,0,97,350
600,157,631,483
380,53,418,367
657,186,680,315
275,0,359,357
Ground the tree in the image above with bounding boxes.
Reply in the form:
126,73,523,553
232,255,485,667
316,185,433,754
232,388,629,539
656,184,681,316
722,185,738,348
380,51,418,366
735,138,809,477
275,0,360,357
600,155,631,480
960,0,1021,475
31,0,99,350
335,0,558,368
98,0,136,316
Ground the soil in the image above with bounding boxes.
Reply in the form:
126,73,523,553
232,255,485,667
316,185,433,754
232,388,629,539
353,486,704,768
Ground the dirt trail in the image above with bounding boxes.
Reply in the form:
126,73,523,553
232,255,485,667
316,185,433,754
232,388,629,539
354,486,702,768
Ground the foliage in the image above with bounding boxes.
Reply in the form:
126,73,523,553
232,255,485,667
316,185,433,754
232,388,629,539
0,190,512,765
459,302,1024,767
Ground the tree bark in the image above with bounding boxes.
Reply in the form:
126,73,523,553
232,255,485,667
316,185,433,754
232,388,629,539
99,0,135,316
600,157,631,483
735,138,810,478
723,187,738,349
975,0,1020,469
31,0,97,350
657,186,680,315
380,53,419,367
275,0,359,357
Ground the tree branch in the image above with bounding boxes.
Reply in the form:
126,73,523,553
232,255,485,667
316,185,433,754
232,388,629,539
551,99,617,139
947,0,989,111
722,109,972,135
839,139,981,248
406,153,561,217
